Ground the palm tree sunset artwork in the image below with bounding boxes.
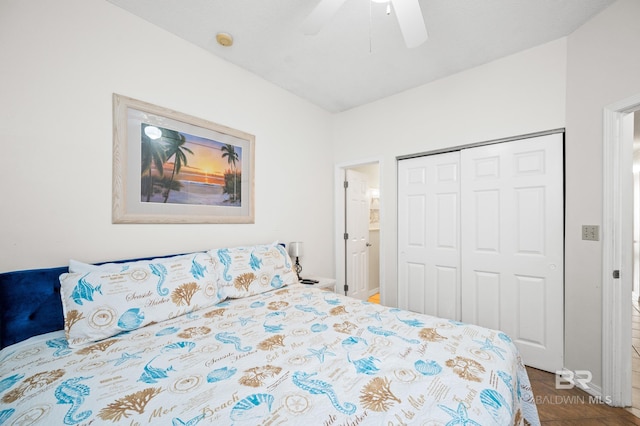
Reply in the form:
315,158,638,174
140,123,243,207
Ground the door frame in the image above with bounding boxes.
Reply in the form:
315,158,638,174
602,93,640,406
334,158,383,299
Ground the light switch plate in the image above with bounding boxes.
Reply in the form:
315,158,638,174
582,225,599,241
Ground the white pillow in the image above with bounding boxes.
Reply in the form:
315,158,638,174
209,242,297,299
60,252,220,347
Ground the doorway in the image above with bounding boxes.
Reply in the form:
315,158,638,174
602,94,640,407
630,111,640,416
334,160,381,302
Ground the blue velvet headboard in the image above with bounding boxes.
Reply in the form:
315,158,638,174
0,253,187,349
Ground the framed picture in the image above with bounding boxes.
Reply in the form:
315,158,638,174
112,94,255,224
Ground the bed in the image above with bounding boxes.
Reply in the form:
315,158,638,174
0,242,540,425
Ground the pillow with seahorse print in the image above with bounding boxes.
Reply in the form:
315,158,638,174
59,252,220,347
209,242,297,300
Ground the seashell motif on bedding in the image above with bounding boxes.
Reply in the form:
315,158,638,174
156,326,180,336
414,359,443,376
310,323,328,333
270,275,284,288
161,341,195,353
230,393,274,422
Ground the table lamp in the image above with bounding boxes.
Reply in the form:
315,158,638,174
288,242,303,280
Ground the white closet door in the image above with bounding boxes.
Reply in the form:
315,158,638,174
398,152,461,320
460,133,564,372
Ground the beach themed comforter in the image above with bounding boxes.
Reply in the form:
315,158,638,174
0,285,539,425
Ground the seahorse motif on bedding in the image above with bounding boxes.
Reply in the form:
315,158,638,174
215,332,252,352
54,376,93,425
217,249,232,281
46,337,72,357
294,304,326,317
292,371,356,415
150,263,169,296
367,325,420,344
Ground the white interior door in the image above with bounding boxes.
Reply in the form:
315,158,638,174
398,152,461,320
346,169,369,300
460,133,564,372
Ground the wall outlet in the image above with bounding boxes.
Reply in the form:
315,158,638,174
582,225,599,241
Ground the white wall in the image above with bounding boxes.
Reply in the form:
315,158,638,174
332,38,567,308
564,0,640,389
0,0,334,275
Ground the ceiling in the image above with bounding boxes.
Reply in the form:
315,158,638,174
106,0,615,113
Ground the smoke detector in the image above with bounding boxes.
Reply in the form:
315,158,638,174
216,32,233,47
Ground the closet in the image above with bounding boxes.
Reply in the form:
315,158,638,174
397,132,564,372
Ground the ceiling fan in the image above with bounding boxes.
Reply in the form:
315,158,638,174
302,0,428,49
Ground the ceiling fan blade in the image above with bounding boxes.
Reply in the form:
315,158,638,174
390,0,428,48
301,0,348,35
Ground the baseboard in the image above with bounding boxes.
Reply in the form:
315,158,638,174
368,288,379,297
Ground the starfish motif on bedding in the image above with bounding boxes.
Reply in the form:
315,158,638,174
438,402,482,426
110,352,143,366
473,338,507,360
305,346,335,363
237,317,256,326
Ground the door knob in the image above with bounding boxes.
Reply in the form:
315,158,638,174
366,243,372,247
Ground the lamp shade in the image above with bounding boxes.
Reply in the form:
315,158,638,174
288,242,304,257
